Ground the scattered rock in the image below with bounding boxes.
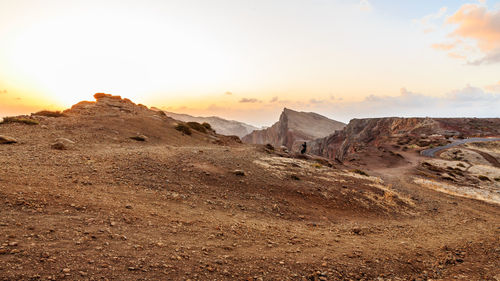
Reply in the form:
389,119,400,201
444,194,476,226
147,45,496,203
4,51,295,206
0,135,17,144
130,135,148,141
233,170,245,176
51,138,75,150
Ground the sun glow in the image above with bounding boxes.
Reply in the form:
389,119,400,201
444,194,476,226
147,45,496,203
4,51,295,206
3,5,234,108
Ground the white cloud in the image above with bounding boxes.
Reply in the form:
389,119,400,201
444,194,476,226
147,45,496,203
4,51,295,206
413,6,448,33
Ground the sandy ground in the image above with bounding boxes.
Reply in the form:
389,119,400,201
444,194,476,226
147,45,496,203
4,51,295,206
1,110,500,280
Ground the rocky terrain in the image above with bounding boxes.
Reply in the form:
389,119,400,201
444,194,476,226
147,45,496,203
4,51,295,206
309,117,500,164
159,110,259,138
242,108,345,151
0,96,499,280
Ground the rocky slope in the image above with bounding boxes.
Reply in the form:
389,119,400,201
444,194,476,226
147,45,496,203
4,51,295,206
242,108,345,151
159,111,259,138
309,117,500,163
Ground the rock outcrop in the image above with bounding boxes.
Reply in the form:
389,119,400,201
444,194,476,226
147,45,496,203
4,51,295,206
66,93,150,116
160,111,259,138
309,117,500,162
242,108,345,151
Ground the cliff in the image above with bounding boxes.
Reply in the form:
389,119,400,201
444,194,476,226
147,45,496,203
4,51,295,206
242,108,346,150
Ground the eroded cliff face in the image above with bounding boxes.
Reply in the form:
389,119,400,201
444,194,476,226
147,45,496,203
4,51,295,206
241,108,345,150
309,117,500,162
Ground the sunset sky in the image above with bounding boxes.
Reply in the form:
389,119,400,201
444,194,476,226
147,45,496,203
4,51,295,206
1,0,499,126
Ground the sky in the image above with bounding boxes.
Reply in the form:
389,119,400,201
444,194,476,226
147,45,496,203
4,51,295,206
0,0,499,126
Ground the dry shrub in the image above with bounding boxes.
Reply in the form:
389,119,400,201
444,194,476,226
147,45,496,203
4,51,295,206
1,117,39,125
175,124,192,135
265,143,275,151
201,122,212,130
186,122,207,133
478,175,490,181
352,169,369,177
33,110,66,117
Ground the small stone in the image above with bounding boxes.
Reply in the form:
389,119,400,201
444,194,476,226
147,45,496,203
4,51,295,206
8,242,18,246
62,268,71,273
233,170,245,176
0,135,17,144
125,204,132,209
51,138,75,150
130,135,148,141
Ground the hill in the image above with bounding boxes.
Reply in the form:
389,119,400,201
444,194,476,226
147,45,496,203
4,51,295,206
158,110,259,138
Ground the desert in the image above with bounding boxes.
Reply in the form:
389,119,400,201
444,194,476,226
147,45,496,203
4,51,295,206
1,94,499,280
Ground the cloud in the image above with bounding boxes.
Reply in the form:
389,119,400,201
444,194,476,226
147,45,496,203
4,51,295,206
468,48,500,65
446,85,500,102
447,4,500,52
357,0,372,12
308,86,500,121
431,41,461,51
0,89,7,94
309,98,326,104
485,81,500,92
414,6,448,33
224,91,233,95
448,52,467,59
239,98,261,103
432,3,500,64
270,96,278,103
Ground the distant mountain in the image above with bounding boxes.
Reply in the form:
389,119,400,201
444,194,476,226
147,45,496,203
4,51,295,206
242,108,346,151
159,110,259,138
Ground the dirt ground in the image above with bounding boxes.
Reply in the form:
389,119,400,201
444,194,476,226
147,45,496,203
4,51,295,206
1,106,500,280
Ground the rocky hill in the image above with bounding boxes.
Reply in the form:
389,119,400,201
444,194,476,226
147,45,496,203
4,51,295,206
309,117,500,163
159,111,259,138
241,108,345,150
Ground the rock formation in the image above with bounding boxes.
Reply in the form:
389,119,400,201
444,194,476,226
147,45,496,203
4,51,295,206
242,108,345,151
309,117,500,162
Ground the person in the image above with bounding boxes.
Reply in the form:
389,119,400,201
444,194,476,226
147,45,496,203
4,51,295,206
300,142,307,154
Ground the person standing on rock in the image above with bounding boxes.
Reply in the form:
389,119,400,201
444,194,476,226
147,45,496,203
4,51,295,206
301,142,307,154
